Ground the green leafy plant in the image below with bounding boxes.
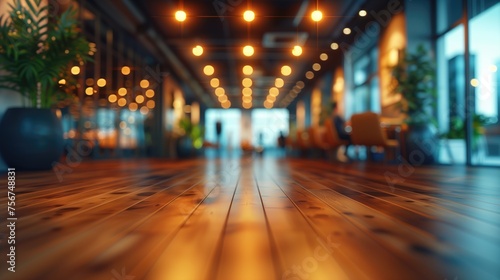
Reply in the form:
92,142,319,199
391,45,436,126
444,114,492,148
0,0,91,108
178,117,204,149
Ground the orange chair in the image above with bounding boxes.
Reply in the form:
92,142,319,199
323,118,350,161
350,112,400,161
296,130,311,157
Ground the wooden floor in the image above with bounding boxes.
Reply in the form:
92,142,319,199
0,157,499,280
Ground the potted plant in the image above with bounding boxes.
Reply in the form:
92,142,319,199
391,45,437,164
0,0,91,170
176,117,204,158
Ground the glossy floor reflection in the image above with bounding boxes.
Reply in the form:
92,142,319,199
0,157,499,280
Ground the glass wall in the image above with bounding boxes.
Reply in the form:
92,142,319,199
436,0,500,166
251,109,289,148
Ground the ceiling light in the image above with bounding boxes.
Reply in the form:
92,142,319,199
222,100,231,109
264,100,273,109
343,28,351,35
242,102,252,109
269,87,279,97
121,66,131,75
215,87,225,96
242,65,253,75
210,78,220,88
97,78,106,87
267,95,276,102
71,66,80,75
281,65,292,76
242,88,252,96
331,42,339,50
470,79,479,87
243,10,255,22
129,103,138,111
140,106,149,115
218,95,228,103
118,98,127,107
118,88,127,96
296,81,305,88
242,78,253,87
147,100,155,109
311,10,323,22
312,63,321,71
306,71,314,79
292,45,302,56
58,79,66,85
203,65,215,76
145,89,155,98
359,10,367,17
242,95,252,102
135,95,145,104
275,78,284,88
192,45,203,56
243,45,254,57
320,53,328,61
140,79,149,88
108,94,117,103
175,10,186,22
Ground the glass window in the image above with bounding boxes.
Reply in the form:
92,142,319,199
468,1,500,165
205,109,242,149
251,109,289,148
437,0,464,33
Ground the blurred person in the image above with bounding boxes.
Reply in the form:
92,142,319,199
331,102,351,159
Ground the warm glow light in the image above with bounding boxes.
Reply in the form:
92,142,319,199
85,78,94,86
242,95,252,102
264,100,273,109
135,95,145,104
207,78,218,88
281,65,292,76
140,79,150,89
121,66,131,75
175,10,187,22
243,45,254,57
192,45,203,56
275,78,284,88
147,100,155,109
218,95,228,103
296,81,305,88
312,63,321,71
242,87,252,96
490,65,498,72
242,65,253,75
320,53,328,61
470,79,480,87
140,106,149,115
331,42,339,50
118,98,127,107
108,94,117,103
97,78,106,87
359,10,367,17
243,10,255,22
118,87,127,96
145,89,155,98
292,45,302,56
242,78,253,87
306,71,314,79
58,79,66,85
311,10,323,22
343,28,352,35
242,102,252,109
215,87,225,96
85,87,94,95
222,101,231,109
129,102,138,111
203,65,215,76
267,95,276,102
71,66,80,75
269,87,279,97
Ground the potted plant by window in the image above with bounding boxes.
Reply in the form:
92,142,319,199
391,45,438,164
0,0,91,170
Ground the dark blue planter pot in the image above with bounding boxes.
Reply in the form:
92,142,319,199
405,124,438,165
0,108,64,170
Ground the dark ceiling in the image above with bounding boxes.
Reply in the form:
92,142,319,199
98,0,383,108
